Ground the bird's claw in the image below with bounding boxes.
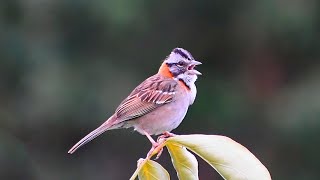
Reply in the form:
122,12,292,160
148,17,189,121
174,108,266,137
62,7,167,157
152,132,176,160
163,131,176,137
157,131,176,142
154,147,164,160
147,132,176,160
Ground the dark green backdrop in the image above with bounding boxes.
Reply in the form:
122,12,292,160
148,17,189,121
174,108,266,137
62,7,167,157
1,0,319,179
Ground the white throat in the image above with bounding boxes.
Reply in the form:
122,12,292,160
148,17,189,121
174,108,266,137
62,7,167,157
175,74,198,105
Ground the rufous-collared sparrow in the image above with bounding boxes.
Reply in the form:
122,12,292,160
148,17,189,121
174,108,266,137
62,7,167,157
68,48,201,154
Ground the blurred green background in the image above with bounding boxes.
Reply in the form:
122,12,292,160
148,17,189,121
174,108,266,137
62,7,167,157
1,0,320,179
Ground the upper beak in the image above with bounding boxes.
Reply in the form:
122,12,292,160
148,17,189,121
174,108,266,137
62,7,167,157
189,60,202,75
192,60,202,66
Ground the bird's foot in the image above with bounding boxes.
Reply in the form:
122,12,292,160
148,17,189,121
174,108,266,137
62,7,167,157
154,137,166,160
146,141,161,159
153,132,176,159
147,137,166,160
163,131,176,138
154,147,164,160
146,132,176,160
156,131,176,142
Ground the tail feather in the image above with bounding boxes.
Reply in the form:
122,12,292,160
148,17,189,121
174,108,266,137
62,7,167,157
68,117,116,154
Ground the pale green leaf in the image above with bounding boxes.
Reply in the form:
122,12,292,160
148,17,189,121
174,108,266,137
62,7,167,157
167,135,271,180
137,159,170,180
167,143,199,180
130,158,147,180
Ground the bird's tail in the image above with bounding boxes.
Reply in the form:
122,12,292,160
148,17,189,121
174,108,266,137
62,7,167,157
68,116,117,154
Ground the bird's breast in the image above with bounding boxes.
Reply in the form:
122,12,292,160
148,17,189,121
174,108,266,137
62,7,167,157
133,93,189,135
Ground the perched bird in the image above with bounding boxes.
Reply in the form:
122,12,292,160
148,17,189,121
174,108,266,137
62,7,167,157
68,48,201,154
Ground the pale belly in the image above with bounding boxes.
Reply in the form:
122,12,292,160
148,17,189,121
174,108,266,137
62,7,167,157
132,98,189,135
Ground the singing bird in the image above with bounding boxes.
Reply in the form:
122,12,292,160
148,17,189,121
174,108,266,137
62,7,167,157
68,48,201,154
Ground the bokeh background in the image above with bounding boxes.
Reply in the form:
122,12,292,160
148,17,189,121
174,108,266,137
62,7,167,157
1,0,320,179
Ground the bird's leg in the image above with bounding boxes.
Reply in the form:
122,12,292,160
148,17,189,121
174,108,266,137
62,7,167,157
153,131,175,160
144,131,175,160
143,131,169,160
143,130,161,158
143,130,158,147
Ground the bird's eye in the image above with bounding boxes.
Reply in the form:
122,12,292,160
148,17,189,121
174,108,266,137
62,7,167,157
177,61,184,67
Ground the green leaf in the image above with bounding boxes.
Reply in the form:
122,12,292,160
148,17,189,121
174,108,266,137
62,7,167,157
167,135,271,180
137,159,170,180
166,143,199,180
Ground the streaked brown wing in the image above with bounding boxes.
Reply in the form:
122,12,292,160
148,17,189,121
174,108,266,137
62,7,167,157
114,75,177,121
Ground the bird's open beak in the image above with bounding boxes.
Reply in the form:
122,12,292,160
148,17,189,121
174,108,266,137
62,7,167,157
188,60,202,75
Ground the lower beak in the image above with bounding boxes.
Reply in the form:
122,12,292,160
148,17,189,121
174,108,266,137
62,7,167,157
190,69,202,75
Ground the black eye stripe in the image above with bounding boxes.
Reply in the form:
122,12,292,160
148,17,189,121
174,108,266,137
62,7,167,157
166,62,186,67
166,62,187,77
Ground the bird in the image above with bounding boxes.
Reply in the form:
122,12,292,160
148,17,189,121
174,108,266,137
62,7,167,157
68,47,202,154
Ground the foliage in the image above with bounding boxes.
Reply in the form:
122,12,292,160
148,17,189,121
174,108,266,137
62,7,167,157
130,135,271,180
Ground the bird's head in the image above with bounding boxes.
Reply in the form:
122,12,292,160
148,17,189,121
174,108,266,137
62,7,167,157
159,48,202,87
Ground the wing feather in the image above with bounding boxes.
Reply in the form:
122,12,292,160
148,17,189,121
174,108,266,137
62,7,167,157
114,75,177,122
